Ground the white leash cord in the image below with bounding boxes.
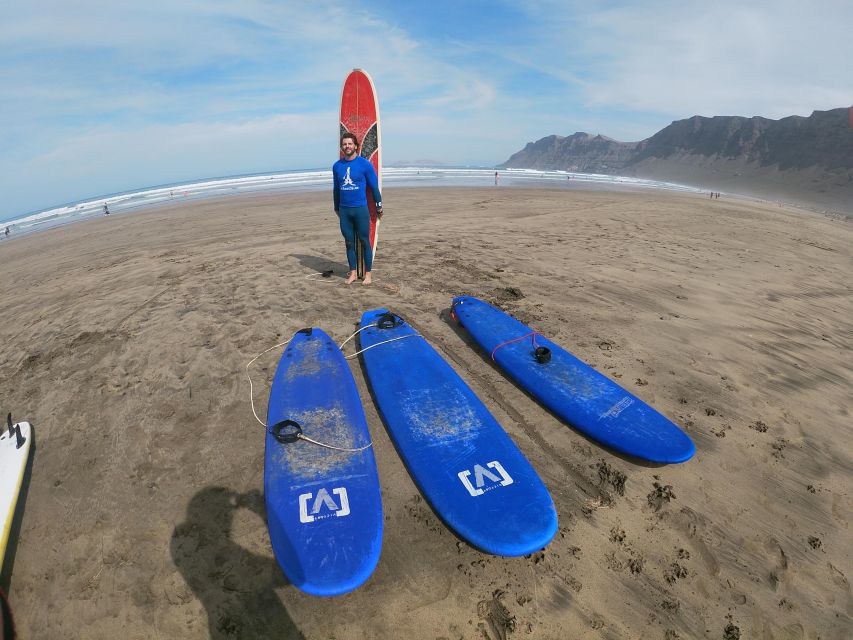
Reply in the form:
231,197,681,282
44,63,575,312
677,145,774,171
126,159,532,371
297,434,372,452
247,320,417,451
338,323,377,350
245,338,372,452
246,340,291,427
344,334,421,359
338,322,422,359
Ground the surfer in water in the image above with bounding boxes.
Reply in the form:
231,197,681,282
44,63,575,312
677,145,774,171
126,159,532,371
333,132,383,285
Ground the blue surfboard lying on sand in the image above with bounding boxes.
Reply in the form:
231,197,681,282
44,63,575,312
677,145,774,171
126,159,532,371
265,328,382,596
358,309,557,556
451,296,695,464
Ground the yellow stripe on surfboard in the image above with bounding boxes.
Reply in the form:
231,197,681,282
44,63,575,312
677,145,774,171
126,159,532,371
1,421,31,571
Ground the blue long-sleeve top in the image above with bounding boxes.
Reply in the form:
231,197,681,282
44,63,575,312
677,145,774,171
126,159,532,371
333,156,382,211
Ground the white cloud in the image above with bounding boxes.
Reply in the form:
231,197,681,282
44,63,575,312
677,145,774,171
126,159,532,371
2,1,851,216
1,2,506,213
520,0,853,119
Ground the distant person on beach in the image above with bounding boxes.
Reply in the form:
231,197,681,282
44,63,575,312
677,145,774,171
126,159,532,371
495,171,500,186
4,226,9,237
333,132,382,286
103,203,110,215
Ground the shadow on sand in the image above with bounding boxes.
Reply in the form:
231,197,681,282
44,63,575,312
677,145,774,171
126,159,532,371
171,487,305,640
291,253,349,279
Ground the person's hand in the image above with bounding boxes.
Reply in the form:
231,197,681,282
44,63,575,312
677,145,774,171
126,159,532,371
376,206,383,219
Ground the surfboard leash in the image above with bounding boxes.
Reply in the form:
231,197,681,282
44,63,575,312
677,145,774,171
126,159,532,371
245,338,374,453
247,317,421,452
303,269,336,283
246,339,292,428
303,268,379,285
267,419,372,452
452,300,552,364
338,321,422,360
489,332,552,363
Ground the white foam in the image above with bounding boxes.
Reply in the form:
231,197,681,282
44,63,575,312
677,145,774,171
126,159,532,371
1,167,705,236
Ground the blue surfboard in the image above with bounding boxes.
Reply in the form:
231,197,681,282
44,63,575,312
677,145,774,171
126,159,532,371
358,309,557,557
265,328,383,596
451,296,695,464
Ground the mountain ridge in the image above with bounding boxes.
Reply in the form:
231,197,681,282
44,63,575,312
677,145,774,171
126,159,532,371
501,108,853,215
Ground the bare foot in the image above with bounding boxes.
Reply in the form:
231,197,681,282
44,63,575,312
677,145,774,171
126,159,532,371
345,271,357,285
362,272,372,286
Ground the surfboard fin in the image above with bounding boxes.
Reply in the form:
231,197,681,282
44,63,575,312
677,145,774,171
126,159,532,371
6,412,26,449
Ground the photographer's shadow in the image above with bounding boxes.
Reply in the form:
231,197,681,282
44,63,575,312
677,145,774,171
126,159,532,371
171,487,305,640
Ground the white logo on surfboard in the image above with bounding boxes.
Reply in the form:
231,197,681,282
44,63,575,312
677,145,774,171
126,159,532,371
599,396,634,420
341,167,357,191
298,487,351,523
458,461,514,497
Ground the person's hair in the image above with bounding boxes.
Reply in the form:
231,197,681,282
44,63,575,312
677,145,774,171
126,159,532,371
340,132,359,147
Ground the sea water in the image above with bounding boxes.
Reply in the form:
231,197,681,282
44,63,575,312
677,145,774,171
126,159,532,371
0,168,704,238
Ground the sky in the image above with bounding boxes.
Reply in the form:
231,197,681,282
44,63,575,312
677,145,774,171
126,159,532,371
2,0,851,219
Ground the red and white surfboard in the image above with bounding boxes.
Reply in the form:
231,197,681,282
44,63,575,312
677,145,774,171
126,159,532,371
339,69,381,279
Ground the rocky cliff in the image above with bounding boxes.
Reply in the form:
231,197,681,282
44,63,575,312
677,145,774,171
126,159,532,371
502,108,853,215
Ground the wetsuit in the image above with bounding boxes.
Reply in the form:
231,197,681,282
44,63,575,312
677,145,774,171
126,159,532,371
332,156,382,272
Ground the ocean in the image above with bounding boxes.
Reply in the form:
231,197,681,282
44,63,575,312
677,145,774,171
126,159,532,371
0,167,704,238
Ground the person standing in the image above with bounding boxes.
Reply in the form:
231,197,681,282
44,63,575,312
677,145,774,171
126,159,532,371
333,133,383,285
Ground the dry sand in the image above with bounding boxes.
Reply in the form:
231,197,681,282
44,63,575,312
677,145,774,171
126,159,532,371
0,187,850,640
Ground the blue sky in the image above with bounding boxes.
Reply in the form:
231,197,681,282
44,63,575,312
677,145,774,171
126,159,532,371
2,0,851,219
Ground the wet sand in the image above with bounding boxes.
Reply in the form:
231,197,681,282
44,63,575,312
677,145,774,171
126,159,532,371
0,187,850,639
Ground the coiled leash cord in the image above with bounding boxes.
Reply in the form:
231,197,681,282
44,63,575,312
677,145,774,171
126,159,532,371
490,332,551,363
246,313,419,451
245,337,372,452
338,314,421,360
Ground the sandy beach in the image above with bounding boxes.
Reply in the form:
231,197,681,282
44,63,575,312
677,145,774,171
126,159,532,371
0,186,850,639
